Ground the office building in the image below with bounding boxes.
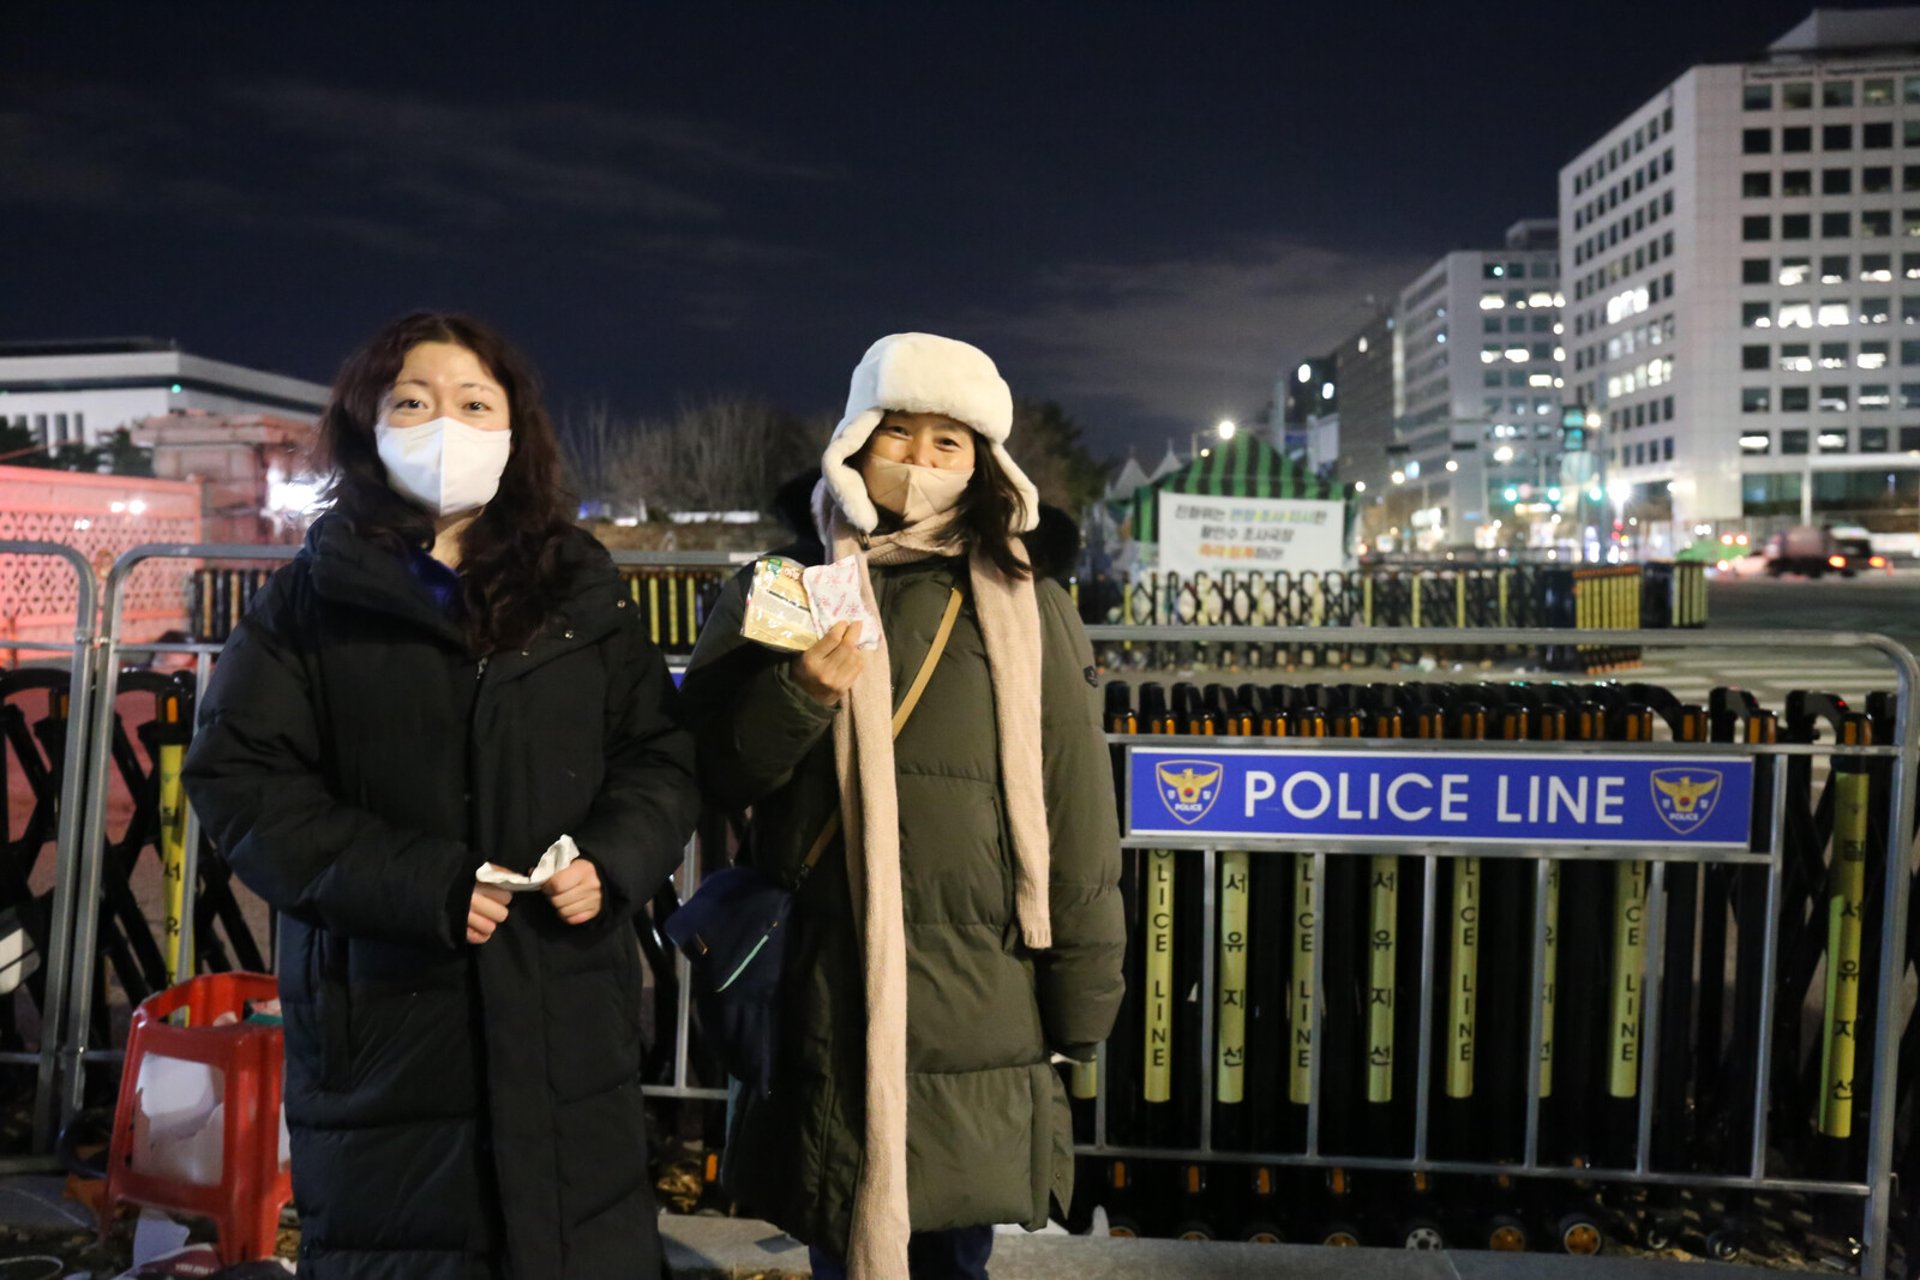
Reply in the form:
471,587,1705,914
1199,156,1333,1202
1559,6,1920,543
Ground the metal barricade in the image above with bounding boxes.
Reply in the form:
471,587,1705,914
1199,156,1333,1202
54,544,742,1143
0,542,97,1165
58,544,298,1128
1078,624,1914,1277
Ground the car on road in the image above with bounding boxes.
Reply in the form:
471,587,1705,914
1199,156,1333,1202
1711,525,1891,578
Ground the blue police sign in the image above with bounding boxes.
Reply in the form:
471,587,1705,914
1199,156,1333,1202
1130,747,1753,848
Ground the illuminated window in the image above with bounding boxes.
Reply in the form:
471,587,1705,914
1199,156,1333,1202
1778,302,1814,328
1866,78,1895,106
1860,341,1892,369
1819,387,1850,413
1818,428,1849,452
1820,341,1849,369
1821,255,1849,284
1743,302,1773,329
1741,432,1772,453
1860,385,1891,412
1861,297,1892,325
1778,256,1812,286
1818,301,1852,327
1862,253,1894,282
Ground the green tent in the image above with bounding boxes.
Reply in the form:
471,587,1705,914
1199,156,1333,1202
1129,432,1347,543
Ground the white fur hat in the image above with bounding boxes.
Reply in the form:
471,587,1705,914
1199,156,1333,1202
820,332,1041,534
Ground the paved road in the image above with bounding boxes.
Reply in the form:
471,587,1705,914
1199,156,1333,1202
1615,574,1920,713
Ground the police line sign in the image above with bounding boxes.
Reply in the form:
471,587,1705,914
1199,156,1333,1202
1128,747,1754,848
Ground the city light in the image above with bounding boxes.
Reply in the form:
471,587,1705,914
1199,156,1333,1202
1606,477,1633,505
1216,418,1237,440
1493,445,1514,463
1353,480,1366,492
1445,459,1459,472
1503,486,1519,501
1391,470,1406,485
1297,364,1312,383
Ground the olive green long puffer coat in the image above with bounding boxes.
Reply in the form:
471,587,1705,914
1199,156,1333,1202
679,547,1124,1257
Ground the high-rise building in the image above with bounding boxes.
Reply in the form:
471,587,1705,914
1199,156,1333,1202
1559,7,1920,547
1367,221,1559,552
0,339,328,452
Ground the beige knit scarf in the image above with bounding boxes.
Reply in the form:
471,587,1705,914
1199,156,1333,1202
812,480,1051,1280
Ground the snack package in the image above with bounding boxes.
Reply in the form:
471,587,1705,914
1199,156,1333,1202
741,556,822,652
740,554,880,652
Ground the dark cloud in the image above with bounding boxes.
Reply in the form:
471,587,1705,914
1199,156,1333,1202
979,240,1428,447
0,80,818,264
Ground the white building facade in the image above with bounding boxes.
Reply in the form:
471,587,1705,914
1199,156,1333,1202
0,340,328,451
1560,8,1920,543
1379,222,1565,550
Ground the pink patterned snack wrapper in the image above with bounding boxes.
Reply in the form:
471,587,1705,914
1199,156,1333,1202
802,555,880,650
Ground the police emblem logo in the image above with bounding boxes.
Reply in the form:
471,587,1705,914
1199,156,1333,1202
1156,759,1224,826
1650,768,1723,836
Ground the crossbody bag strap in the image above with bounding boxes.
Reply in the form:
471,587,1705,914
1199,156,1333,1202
796,585,964,878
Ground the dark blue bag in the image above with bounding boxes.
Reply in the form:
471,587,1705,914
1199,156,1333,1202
663,587,961,1099
661,865,796,1099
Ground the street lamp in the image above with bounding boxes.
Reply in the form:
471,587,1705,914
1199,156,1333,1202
1189,417,1239,459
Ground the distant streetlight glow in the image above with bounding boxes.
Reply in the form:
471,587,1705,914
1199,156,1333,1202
1297,364,1312,383
1216,419,1237,440
1353,480,1366,493
1445,459,1459,473
1391,470,1406,485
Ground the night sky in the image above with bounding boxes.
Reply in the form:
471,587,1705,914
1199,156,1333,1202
2,1,1898,459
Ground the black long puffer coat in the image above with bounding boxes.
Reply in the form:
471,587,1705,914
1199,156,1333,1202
183,514,699,1279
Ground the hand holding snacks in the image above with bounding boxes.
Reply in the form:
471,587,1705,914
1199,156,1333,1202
741,555,879,653
792,621,866,707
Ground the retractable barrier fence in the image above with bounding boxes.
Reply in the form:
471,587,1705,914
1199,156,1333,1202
0,542,97,1168
189,550,753,656
17,543,1914,1272
19,546,731,1172
1102,562,1706,679
1054,624,1914,1276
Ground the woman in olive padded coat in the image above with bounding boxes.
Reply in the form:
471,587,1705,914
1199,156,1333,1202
680,332,1126,1280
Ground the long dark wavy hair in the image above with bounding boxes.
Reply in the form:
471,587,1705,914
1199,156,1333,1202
858,429,1032,580
315,311,573,655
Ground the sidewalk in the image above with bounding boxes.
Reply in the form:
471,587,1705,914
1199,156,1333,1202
660,1215,1781,1279
0,1177,1789,1278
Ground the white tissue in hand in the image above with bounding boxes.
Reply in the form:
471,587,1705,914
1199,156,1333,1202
803,556,881,650
476,835,580,893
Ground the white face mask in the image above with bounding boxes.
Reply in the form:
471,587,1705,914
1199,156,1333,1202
864,455,973,524
374,416,513,517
